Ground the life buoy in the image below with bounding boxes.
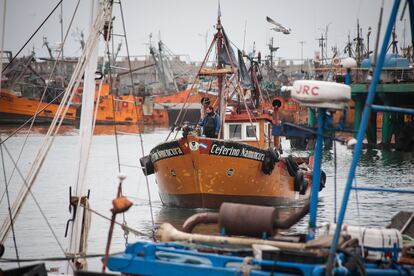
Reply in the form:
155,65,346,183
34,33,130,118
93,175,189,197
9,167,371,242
122,101,128,108
332,57,341,67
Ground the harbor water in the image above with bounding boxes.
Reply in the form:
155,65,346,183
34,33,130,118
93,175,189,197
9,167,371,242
1,126,413,272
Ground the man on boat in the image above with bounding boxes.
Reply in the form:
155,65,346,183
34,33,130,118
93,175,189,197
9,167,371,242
198,105,220,138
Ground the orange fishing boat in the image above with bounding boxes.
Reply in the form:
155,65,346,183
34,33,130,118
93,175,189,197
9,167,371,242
141,14,319,209
153,88,218,127
71,82,169,126
0,88,77,124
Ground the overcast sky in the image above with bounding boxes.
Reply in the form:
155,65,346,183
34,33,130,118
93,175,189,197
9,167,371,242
1,0,412,62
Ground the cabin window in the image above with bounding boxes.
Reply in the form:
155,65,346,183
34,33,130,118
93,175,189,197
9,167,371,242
246,125,256,138
244,123,259,141
225,122,259,141
229,124,242,139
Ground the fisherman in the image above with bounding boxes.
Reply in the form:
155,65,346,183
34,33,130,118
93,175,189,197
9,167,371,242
198,105,220,138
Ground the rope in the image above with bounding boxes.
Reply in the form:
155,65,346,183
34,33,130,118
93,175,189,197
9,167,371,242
333,137,337,223
0,0,81,212
82,205,148,237
118,0,156,240
2,0,63,73
0,138,20,267
76,199,92,269
0,251,125,263
67,3,114,270
1,142,74,270
0,0,107,254
353,177,365,255
165,31,217,141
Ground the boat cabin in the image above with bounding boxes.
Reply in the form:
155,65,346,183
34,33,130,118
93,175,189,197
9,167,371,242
223,113,273,149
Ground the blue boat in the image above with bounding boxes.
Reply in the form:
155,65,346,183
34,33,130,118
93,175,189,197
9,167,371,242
105,0,414,275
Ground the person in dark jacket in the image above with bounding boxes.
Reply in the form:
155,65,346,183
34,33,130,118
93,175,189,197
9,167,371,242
198,106,220,138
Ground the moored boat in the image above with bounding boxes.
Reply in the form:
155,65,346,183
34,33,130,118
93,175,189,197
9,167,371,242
0,88,77,124
141,11,318,209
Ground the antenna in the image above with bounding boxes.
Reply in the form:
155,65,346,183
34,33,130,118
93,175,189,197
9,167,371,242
299,41,305,72
242,20,247,51
316,33,325,65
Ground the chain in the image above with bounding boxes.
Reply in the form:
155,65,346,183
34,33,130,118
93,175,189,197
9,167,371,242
122,221,129,248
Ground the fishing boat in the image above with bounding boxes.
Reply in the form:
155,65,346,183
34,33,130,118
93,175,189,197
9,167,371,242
140,12,320,209
0,54,77,125
153,88,218,127
71,82,168,126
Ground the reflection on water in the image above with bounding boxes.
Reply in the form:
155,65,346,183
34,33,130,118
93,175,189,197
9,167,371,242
0,124,167,136
1,125,414,272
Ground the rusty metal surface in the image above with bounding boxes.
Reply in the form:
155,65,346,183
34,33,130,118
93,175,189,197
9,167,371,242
182,212,219,233
218,202,276,237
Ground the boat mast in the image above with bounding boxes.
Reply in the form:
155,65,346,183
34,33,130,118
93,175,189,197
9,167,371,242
216,4,224,138
0,0,6,94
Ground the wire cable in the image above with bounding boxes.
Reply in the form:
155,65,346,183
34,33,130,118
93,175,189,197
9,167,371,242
2,0,63,73
333,137,337,223
0,0,80,218
1,143,74,270
0,138,20,267
118,0,156,240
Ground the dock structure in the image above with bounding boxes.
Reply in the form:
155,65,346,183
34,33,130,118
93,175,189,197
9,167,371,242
351,82,414,148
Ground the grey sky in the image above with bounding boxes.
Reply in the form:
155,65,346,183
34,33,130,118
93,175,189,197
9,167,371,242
1,0,412,62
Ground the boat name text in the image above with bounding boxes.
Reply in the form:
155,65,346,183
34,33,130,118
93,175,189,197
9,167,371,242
151,147,183,162
210,144,265,161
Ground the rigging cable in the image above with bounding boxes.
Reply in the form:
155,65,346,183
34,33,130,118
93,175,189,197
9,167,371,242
104,3,130,246
353,176,365,256
119,0,156,240
333,136,337,223
165,31,217,141
1,144,73,270
0,138,20,267
2,0,63,73
0,0,81,211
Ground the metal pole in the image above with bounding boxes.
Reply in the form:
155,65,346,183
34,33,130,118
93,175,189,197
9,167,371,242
299,41,305,72
0,0,7,94
325,0,401,274
307,108,325,240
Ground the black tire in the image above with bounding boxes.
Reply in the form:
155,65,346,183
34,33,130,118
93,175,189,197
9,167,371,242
319,170,326,191
139,155,154,176
294,170,304,192
285,155,299,177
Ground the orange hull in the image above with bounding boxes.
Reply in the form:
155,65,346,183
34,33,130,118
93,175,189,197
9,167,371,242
154,89,216,105
0,89,77,124
150,135,312,208
74,84,169,126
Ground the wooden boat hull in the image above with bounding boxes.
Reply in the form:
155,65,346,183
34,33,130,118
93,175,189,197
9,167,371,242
151,135,311,208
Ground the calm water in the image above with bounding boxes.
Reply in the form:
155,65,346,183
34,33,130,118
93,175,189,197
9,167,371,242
1,126,413,273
